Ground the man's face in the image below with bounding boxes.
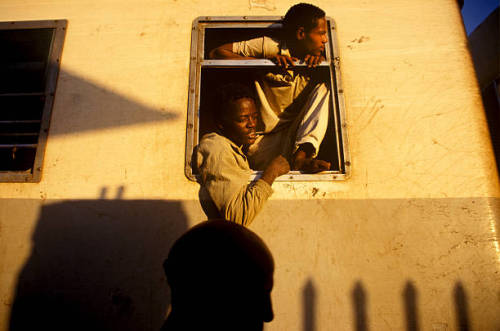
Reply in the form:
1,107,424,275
260,271,274,324
231,266,274,331
221,97,258,146
299,17,328,56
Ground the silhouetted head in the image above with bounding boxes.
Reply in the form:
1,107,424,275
214,83,259,147
163,220,274,331
283,3,328,57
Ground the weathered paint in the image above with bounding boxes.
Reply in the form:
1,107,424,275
0,0,499,330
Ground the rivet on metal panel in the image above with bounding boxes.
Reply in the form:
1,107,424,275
333,176,337,179
339,89,343,93
333,57,340,67
191,56,196,60
190,88,195,93
345,161,351,166
205,17,210,20
289,176,294,179
192,26,196,30
188,123,194,129
342,123,347,128
243,16,247,20
37,167,42,171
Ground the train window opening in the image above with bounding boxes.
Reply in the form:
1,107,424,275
186,17,349,181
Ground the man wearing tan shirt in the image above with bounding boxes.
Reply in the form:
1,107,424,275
196,83,290,226
209,3,331,173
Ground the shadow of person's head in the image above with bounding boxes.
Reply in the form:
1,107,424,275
162,220,274,331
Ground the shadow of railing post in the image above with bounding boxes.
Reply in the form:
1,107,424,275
303,278,316,331
346,280,476,331
351,281,368,331
454,282,470,331
403,281,420,331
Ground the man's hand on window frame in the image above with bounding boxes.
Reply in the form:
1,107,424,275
303,55,324,68
272,54,299,68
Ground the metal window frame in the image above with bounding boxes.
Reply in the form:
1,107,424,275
0,19,67,183
185,16,350,182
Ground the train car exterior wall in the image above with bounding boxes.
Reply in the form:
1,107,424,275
0,0,499,330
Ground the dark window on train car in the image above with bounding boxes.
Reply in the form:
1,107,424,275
185,17,350,181
0,20,66,182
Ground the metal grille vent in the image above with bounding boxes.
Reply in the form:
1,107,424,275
0,20,66,182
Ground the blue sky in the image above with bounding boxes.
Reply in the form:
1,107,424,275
461,0,499,34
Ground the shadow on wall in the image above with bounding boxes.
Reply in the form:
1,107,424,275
467,7,500,176
49,69,178,136
352,281,369,331
403,281,419,331
303,278,316,331
349,280,471,331
8,197,188,331
481,82,500,176
1,67,180,173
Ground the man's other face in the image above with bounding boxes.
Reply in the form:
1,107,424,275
222,97,258,147
301,17,328,56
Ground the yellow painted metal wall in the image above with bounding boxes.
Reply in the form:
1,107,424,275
0,0,499,330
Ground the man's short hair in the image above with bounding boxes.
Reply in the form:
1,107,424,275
164,220,274,294
213,83,256,124
283,3,326,39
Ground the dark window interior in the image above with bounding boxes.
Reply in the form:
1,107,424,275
0,28,53,93
0,28,54,172
198,66,343,172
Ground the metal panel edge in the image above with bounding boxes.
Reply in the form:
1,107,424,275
185,18,201,181
327,16,351,179
32,19,67,182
